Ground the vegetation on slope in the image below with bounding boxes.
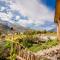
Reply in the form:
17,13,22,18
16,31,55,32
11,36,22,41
0,30,57,60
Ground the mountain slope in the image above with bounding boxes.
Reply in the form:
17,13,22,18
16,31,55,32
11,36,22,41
48,27,57,32
0,20,28,33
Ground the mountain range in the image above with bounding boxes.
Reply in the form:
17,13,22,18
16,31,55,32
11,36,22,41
0,20,56,34
0,20,28,33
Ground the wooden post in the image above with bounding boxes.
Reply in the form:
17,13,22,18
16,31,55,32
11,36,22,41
55,0,60,42
57,21,60,42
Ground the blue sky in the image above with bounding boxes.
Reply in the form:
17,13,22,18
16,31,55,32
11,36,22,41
0,0,56,30
41,0,56,10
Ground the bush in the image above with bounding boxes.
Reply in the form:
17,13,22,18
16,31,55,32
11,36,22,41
0,40,17,60
24,30,37,35
22,39,33,48
0,40,11,59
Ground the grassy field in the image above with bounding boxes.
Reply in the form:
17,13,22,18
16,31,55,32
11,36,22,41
0,31,58,59
28,39,58,52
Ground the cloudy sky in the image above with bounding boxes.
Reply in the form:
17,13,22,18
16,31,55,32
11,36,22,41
0,0,56,30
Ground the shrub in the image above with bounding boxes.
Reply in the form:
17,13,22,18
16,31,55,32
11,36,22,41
0,40,11,59
22,39,33,48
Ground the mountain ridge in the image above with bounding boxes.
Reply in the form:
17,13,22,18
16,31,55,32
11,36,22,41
0,20,29,33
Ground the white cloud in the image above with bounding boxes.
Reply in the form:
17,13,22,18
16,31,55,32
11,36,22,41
8,0,55,26
0,12,13,23
0,6,5,11
0,0,55,30
0,12,10,21
7,12,13,18
16,15,20,20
